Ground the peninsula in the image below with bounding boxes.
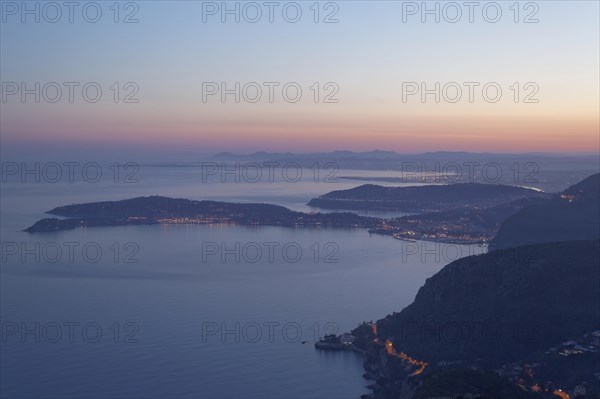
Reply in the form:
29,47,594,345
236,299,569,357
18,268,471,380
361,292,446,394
307,182,548,213
24,196,383,233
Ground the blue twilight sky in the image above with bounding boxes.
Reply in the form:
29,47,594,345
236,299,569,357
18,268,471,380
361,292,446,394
1,1,599,156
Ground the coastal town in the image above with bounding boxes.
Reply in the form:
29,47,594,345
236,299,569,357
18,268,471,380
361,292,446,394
315,327,600,399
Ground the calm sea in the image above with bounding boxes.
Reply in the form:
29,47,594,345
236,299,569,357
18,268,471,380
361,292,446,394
0,165,481,398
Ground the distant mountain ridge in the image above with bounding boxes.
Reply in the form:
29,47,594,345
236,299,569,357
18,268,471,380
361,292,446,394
154,152,599,192
212,150,402,160
212,150,600,160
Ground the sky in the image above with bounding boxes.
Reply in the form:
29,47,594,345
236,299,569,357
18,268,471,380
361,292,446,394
1,0,599,155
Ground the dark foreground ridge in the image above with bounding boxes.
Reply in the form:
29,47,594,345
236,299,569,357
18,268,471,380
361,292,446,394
25,196,383,233
352,240,600,399
491,173,600,248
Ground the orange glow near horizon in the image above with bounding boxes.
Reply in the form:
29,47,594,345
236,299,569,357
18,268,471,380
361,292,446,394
2,109,598,154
